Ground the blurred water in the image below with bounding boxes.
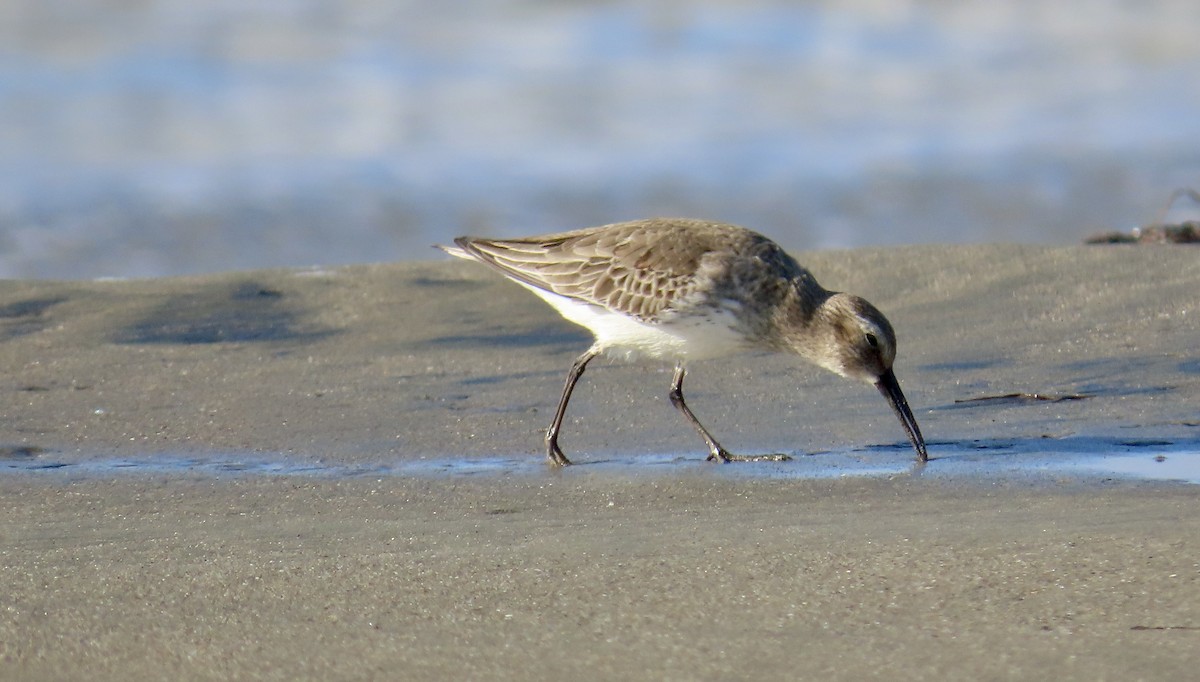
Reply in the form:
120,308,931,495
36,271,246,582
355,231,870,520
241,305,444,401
2,0,1199,279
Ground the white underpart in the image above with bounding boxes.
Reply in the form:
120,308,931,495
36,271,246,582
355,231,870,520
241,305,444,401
442,245,752,362
520,282,748,362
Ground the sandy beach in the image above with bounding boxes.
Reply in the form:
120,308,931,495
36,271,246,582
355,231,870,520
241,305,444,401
2,244,1198,680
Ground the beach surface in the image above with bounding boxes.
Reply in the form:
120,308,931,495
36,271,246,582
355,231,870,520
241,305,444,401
2,244,1198,679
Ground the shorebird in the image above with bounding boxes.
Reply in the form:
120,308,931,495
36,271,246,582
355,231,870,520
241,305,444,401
439,218,927,466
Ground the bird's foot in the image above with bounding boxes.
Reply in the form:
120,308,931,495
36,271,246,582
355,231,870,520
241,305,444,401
546,441,572,466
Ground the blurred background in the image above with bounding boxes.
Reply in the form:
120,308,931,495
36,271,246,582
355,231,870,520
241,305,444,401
2,0,1199,279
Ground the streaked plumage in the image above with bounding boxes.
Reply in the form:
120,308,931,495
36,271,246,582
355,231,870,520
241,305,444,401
440,218,927,465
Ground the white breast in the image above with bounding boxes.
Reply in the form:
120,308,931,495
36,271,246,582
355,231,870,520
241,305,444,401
521,283,749,362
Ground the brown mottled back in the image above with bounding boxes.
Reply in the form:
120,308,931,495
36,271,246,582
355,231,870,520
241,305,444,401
451,218,818,323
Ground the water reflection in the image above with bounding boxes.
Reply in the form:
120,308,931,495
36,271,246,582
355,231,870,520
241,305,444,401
4,436,1198,484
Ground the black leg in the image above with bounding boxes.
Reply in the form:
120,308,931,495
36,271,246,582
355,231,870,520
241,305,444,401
669,364,733,462
545,348,600,466
669,364,791,463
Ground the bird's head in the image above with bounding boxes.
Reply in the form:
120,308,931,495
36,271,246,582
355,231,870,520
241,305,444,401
787,293,928,462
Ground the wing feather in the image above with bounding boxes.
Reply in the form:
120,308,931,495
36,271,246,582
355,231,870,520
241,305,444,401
445,219,736,321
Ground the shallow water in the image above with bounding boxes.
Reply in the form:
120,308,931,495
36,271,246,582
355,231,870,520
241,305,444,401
5,437,1198,485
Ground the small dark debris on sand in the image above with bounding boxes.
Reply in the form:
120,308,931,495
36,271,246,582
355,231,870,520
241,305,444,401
955,392,1092,404
1086,222,1200,244
1088,188,1200,244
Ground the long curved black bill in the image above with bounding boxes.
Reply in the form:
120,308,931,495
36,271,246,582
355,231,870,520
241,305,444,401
875,368,928,462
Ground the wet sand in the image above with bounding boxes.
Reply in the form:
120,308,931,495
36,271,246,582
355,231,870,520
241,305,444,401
2,245,1198,679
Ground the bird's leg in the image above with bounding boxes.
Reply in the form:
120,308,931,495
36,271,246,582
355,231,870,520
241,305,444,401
669,364,730,461
669,364,791,463
545,348,600,466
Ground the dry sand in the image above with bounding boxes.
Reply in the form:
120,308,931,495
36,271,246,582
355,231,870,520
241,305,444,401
1,244,1198,680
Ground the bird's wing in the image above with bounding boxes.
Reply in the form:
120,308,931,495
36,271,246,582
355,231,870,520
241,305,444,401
445,219,730,322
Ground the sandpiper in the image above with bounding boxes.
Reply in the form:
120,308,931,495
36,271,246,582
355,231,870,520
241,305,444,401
439,218,927,466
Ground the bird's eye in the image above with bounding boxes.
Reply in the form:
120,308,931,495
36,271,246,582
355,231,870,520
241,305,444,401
865,333,879,349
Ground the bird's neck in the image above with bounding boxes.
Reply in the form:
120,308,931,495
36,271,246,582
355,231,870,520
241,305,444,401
761,283,833,354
